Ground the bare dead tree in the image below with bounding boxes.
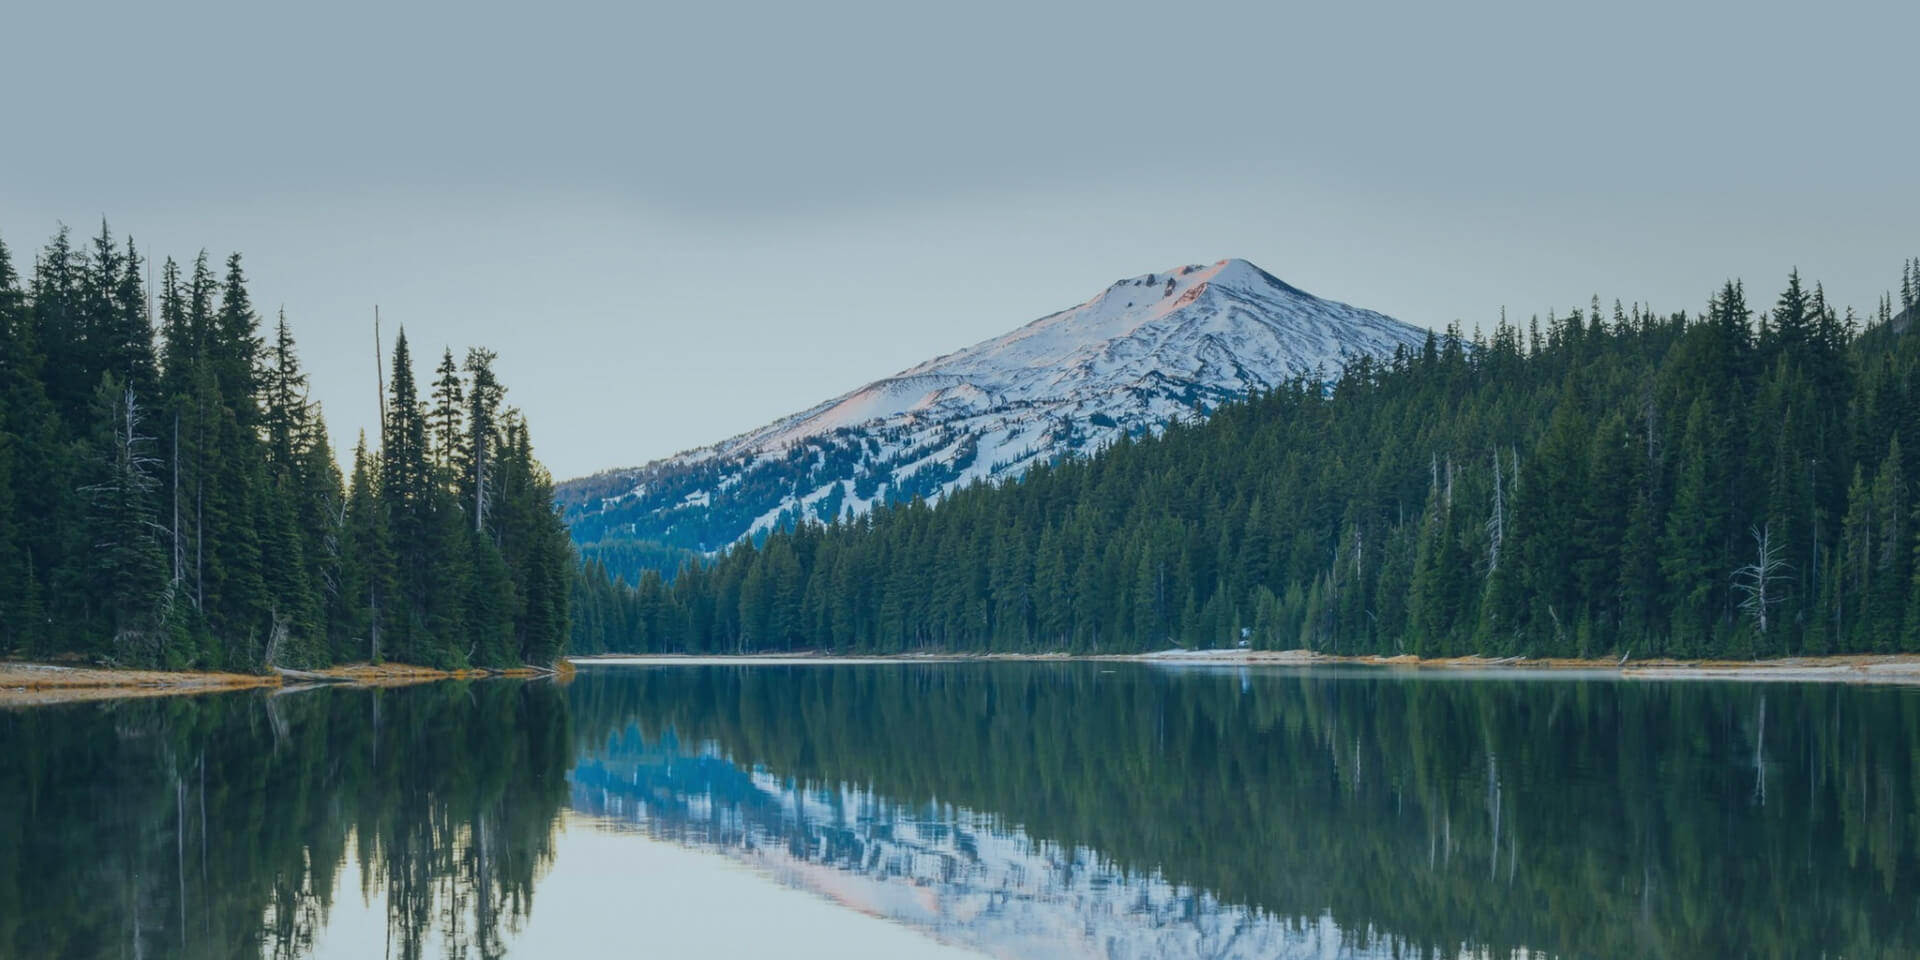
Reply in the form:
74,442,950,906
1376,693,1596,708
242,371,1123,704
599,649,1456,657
1486,447,1507,573
373,306,386,425
262,604,289,669
171,413,183,585
1733,523,1790,635
83,385,167,663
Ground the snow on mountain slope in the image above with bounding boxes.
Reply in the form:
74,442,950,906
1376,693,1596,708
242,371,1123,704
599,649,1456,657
557,259,1428,552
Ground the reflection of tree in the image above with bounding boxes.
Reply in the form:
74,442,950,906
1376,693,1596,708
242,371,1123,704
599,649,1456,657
570,664,1920,959
0,681,570,960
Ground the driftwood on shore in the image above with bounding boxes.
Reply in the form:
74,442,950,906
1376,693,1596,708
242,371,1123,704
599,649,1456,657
272,667,352,684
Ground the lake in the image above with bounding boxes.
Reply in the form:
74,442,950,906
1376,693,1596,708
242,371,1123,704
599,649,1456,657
3,661,1917,958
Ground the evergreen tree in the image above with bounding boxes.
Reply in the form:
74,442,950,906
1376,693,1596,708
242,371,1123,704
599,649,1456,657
462,348,504,535
430,348,465,475
341,434,397,663
80,375,168,661
381,329,435,662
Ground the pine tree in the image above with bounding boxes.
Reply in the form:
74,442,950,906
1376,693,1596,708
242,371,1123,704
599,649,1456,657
1661,399,1727,653
462,348,504,535
80,375,168,662
301,418,348,659
212,253,261,429
195,266,270,668
1768,269,1812,357
30,227,89,431
263,312,308,471
82,223,158,405
381,329,435,662
257,312,328,662
157,257,194,400
341,434,397,662
1867,443,1909,651
493,415,571,664
430,348,465,476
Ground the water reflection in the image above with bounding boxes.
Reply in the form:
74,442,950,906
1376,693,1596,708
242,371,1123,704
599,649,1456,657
570,729,1398,959
0,681,571,960
568,664,1920,959
4,664,1920,958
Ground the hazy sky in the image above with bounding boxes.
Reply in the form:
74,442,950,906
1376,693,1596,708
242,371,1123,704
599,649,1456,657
5,0,1916,479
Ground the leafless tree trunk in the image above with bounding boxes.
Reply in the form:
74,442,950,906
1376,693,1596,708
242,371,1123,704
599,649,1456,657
1486,447,1507,573
262,608,288,669
195,481,204,613
171,414,182,585
1734,523,1790,634
370,582,381,663
374,306,386,425
473,441,489,534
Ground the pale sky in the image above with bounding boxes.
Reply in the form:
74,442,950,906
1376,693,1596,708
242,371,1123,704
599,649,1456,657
4,0,1916,480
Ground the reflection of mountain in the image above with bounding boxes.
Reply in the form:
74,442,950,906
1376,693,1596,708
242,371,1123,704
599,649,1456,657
0,682,573,960
567,663,1920,960
570,728,1411,959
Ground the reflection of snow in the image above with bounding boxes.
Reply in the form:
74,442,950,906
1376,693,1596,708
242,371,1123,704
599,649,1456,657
570,742,1528,960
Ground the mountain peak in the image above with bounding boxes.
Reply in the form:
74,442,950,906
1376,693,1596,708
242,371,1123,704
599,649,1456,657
1105,258,1304,307
558,260,1429,552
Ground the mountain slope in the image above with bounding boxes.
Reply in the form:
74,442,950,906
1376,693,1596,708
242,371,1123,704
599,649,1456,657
557,258,1427,551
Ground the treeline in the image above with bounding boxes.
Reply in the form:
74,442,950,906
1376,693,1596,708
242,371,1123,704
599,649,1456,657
577,537,701,588
574,262,1920,658
0,223,572,669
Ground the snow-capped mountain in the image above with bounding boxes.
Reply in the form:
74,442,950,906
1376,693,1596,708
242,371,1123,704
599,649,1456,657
557,259,1428,552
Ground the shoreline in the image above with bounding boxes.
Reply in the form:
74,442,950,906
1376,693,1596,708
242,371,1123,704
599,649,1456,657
569,650,1920,685
0,660,558,708
15,647,1913,706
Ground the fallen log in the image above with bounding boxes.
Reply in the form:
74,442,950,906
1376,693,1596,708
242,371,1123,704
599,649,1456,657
273,667,351,684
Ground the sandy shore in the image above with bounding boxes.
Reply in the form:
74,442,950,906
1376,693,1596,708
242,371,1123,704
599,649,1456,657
0,660,556,708
569,650,1920,685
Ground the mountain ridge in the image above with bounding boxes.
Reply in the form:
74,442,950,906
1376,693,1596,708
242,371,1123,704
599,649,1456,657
557,259,1429,554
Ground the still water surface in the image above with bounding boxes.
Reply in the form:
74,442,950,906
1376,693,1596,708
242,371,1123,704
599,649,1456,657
3,662,1918,958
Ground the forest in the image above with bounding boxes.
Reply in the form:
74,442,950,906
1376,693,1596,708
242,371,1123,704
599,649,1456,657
0,223,573,670
573,262,1920,660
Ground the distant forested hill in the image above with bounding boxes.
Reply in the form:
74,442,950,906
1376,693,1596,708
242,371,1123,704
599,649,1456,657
573,262,1920,659
0,223,573,669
